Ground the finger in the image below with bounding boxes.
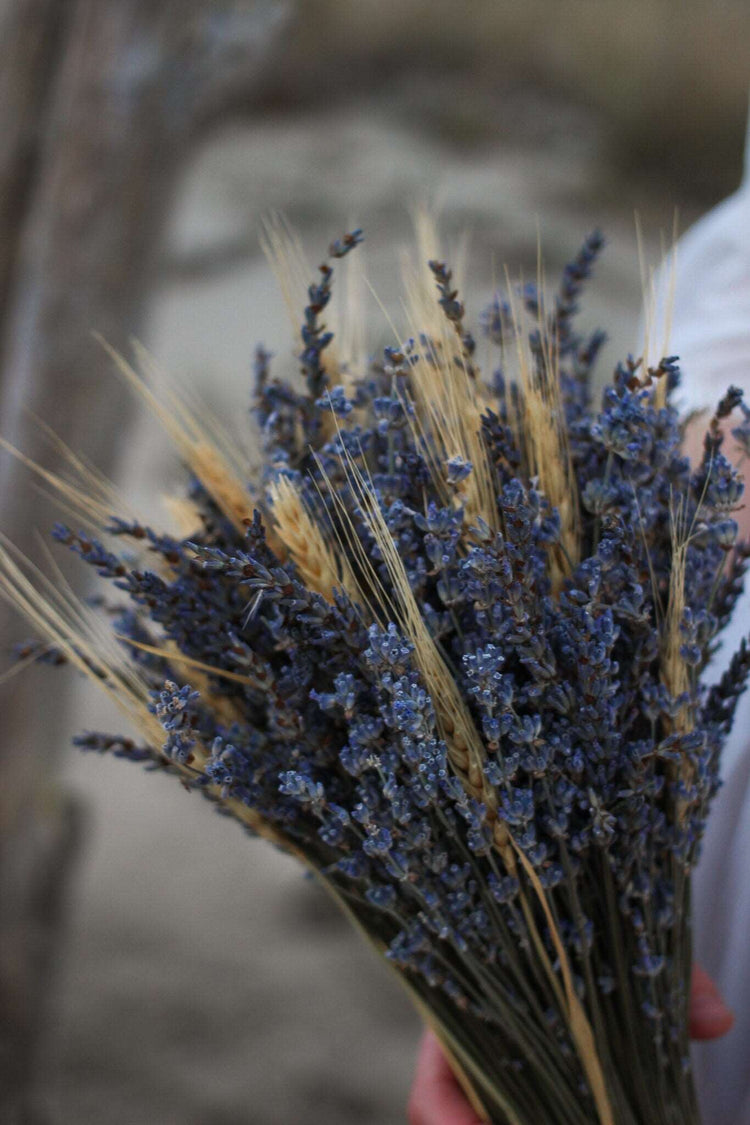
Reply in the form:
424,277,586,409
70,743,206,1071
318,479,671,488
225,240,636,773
408,1030,484,1125
690,964,734,1040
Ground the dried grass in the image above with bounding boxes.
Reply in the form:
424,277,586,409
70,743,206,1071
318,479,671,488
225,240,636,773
99,339,252,533
502,276,579,592
267,474,360,603
0,434,137,532
400,210,499,533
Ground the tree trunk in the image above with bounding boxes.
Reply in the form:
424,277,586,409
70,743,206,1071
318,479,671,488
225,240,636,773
0,3,288,1118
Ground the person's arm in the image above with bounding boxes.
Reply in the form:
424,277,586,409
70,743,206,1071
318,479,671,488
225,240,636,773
408,965,733,1125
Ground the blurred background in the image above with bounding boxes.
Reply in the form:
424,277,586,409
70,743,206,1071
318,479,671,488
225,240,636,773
0,2,748,1122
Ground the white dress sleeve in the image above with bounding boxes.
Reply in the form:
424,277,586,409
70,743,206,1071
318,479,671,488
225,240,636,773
652,115,750,1124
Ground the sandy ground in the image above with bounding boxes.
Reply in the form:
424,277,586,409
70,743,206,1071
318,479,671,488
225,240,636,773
32,101,680,1123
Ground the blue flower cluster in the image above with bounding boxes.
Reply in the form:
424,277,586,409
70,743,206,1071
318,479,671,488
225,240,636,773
46,231,749,1124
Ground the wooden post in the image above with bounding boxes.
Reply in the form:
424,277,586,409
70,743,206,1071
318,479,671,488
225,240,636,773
0,2,288,1117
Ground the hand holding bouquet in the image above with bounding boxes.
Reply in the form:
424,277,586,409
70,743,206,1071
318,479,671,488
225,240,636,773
410,964,734,1125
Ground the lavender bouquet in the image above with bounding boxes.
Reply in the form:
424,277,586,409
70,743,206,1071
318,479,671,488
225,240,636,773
2,223,749,1125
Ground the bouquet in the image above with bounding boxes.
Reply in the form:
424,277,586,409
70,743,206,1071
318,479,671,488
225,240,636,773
3,220,749,1124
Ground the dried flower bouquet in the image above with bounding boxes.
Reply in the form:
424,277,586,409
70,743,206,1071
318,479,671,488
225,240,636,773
3,221,749,1125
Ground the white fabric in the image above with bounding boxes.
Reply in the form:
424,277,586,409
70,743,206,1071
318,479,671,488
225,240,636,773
650,160,750,1122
